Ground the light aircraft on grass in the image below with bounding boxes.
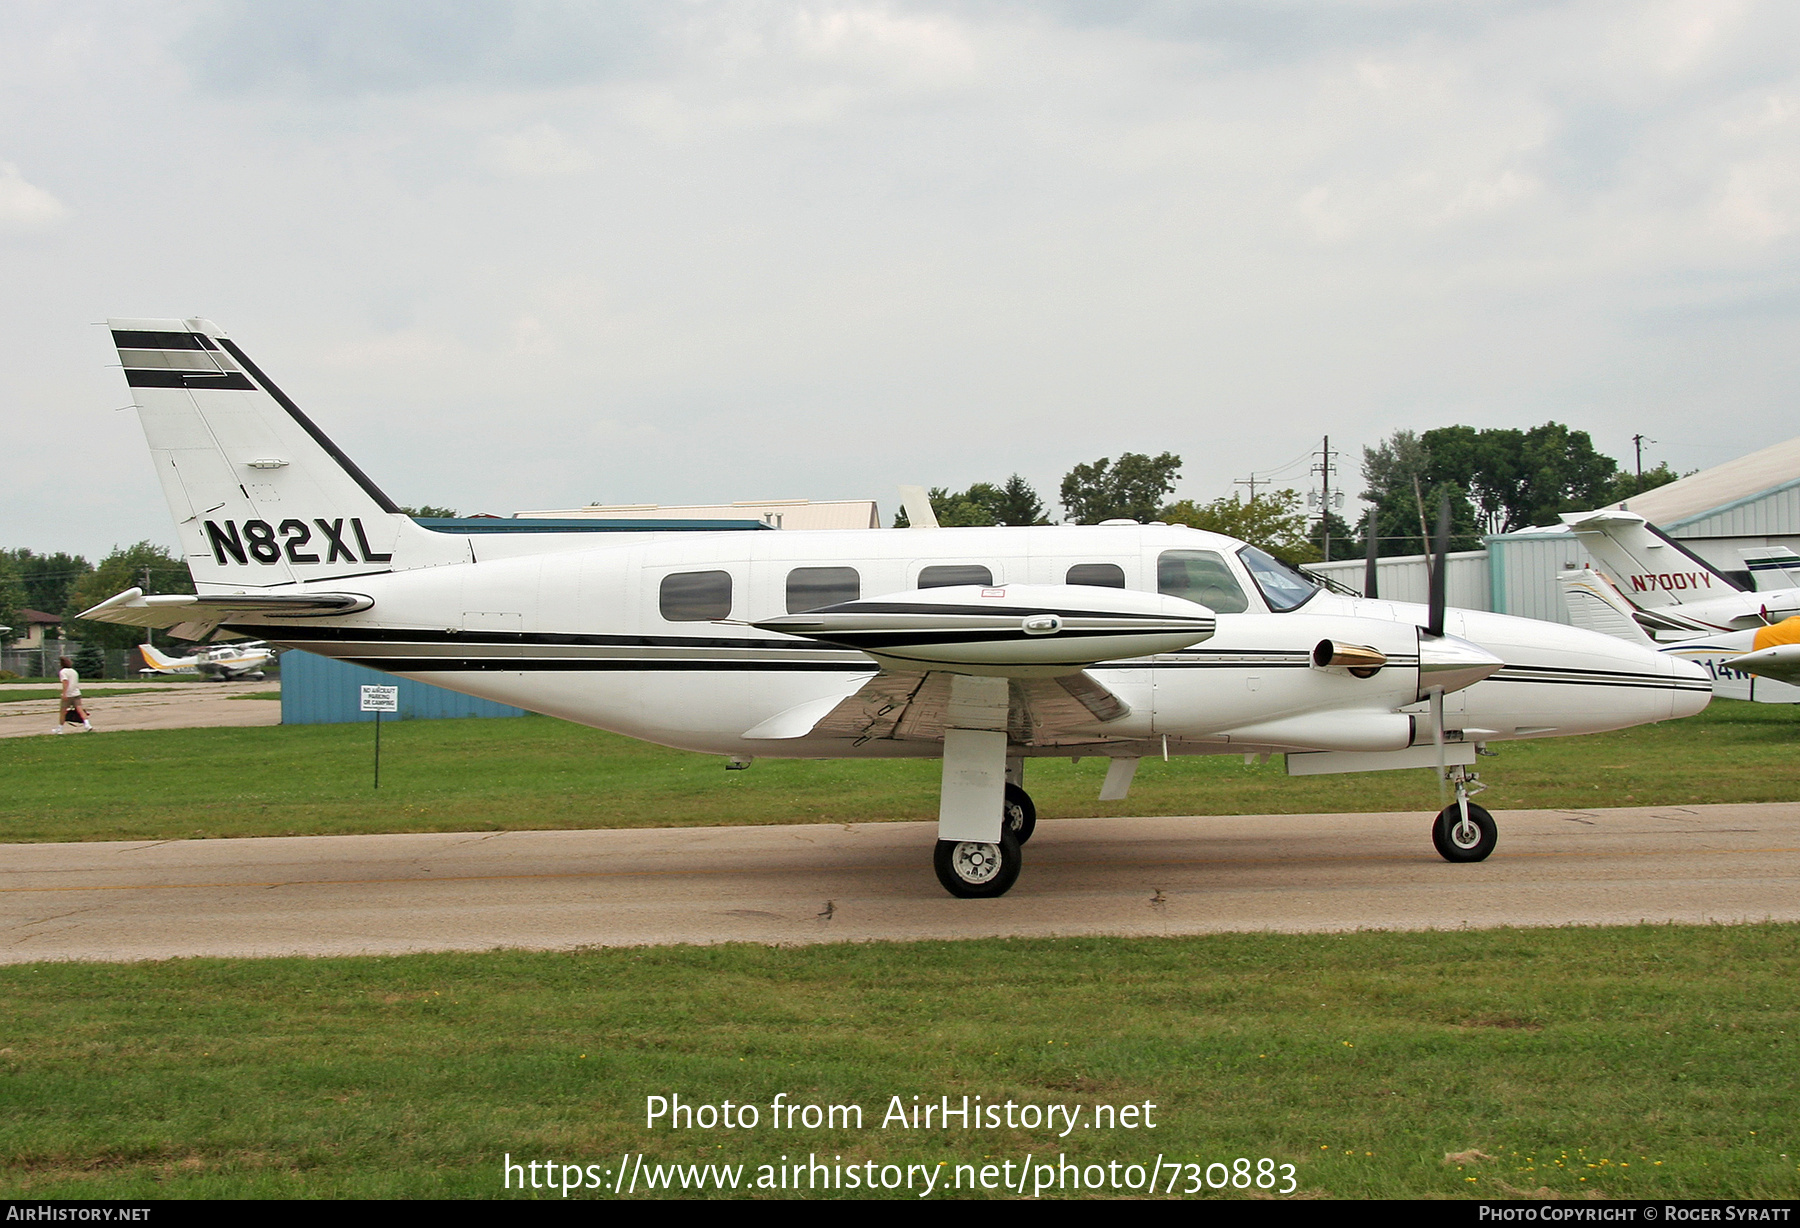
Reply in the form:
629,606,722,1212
80,318,1711,897
138,640,275,681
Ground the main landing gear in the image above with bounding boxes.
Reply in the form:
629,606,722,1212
934,783,1036,899
1432,766,1496,862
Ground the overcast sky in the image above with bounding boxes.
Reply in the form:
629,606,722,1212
4,0,1798,562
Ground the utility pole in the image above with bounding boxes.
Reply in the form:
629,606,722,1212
1311,434,1340,560
1631,433,1654,486
1234,473,1267,504
140,567,153,647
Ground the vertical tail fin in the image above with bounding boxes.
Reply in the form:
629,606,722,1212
1561,509,1741,609
136,642,193,673
111,318,465,590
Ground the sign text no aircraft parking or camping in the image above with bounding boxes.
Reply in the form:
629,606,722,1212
360,685,398,713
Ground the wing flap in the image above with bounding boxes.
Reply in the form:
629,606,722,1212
752,669,1131,745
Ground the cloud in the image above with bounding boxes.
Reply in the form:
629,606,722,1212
0,163,67,232
182,0,659,95
488,123,592,175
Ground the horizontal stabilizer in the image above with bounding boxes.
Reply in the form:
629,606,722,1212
1740,546,1800,593
78,586,373,630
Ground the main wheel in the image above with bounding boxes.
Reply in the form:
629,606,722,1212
1003,783,1037,845
933,832,1023,898
1432,801,1496,862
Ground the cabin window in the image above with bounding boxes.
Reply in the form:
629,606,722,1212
786,566,861,613
660,570,733,621
1156,549,1249,613
918,564,994,589
1066,562,1126,588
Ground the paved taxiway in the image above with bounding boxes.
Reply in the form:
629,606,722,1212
3,803,1794,962
0,681,280,738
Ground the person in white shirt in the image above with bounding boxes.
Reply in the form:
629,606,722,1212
55,656,92,732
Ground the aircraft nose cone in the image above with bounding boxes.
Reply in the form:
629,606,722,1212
1417,632,1505,700
1665,651,1713,719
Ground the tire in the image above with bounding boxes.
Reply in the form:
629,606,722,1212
1432,802,1496,862
1003,783,1037,845
933,832,1023,898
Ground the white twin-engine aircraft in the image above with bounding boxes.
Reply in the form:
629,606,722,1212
81,319,1711,898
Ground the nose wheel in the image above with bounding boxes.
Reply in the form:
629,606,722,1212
1432,770,1496,862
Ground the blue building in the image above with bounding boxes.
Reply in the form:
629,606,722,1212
279,649,526,725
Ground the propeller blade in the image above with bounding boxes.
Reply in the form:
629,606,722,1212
1427,494,1450,638
1363,507,1379,599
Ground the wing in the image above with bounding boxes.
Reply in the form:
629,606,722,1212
747,668,1132,746
1731,643,1800,686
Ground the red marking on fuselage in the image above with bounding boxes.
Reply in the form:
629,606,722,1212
1630,572,1713,594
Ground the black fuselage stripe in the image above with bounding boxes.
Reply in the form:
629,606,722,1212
1483,669,1706,687
319,651,1701,689
257,624,805,650
343,657,881,673
1495,664,1688,683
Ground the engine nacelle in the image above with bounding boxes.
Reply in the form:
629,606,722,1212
753,584,1216,676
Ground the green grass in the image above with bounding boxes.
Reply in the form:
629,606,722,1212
228,691,282,701
0,925,1793,1199
2,700,1797,844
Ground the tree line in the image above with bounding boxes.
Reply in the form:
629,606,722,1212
902,421,1681,563
0,543,195,652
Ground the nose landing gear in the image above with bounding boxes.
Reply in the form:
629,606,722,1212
1432,767,1496,862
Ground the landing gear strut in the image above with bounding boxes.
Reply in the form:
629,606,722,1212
1432,767,1496,862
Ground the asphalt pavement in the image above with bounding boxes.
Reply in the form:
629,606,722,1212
2,803,1794,963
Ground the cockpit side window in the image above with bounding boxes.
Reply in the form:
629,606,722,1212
660,570,733,621
1066,562,1126,588
1236,545,1320,612
1156,549,1249,613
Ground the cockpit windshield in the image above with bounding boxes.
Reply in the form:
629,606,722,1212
1237,545,1320,612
